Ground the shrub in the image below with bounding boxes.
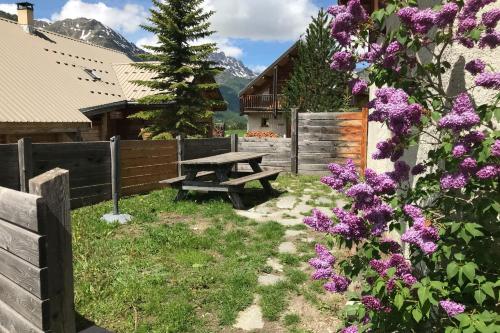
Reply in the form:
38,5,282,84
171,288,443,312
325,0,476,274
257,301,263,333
302,1,500,332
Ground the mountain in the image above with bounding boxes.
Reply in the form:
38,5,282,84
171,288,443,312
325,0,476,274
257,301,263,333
0,9,254,126
209,52,256,79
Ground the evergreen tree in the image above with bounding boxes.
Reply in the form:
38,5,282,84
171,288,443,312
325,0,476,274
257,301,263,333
132,0,224,138
283,9,350,113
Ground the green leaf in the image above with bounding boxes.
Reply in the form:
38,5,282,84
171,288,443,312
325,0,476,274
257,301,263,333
418,287,428,305
494,107,500,121
463,263,476,282
431,111,442,121
412,308,423,322
386,267,397,278
394,293,404,310
447,262,459,279
474,290,486,305
481,283,495,298
465,223,485,237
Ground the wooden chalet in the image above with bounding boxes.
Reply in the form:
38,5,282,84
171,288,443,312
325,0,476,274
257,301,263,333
0,3,226,144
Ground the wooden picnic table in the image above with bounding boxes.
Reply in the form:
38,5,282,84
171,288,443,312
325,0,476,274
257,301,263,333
160,152,282,209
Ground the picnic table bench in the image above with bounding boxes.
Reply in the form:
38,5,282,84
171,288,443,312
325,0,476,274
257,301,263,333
160,152,281,209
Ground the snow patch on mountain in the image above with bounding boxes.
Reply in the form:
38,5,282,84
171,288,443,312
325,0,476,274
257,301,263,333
209,52,257,79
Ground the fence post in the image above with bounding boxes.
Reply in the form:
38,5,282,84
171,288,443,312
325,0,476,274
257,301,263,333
18,137,33,192
291,108,299,174
29,168,76,333
176,135,185,177
231,133,239,173
361,107,369,173
110,136,120,215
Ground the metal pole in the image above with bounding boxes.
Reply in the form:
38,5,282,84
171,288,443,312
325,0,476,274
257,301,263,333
110,135,120,215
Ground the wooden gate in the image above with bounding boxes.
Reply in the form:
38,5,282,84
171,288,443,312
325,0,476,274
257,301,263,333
0,168,75,333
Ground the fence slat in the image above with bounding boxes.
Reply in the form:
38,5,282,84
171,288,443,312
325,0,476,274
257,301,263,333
0,299,44,333
0,219,45,267
0,274,49,330
0,188,44,233
0,247,47,299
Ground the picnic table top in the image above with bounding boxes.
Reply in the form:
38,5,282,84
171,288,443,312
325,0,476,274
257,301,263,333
179,152,268,166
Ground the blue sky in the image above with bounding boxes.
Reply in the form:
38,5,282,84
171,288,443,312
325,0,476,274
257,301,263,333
0,0,337,72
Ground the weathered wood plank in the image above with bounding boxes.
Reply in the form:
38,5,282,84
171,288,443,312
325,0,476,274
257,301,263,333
180,152,267,165
0,187,45,233
29,168,76,333
299,126,363,135
298,119,363,127
159,171,216,185
0,273,49,330
0,219,44,267
298,112,363,120
121,155,177,168
121,147,177,159
121,164,177,178
121,140,177,149
221,170,281,186
70,184,111,199
0,247,47,298
122,182,166,196
299,133,363,141
0,299,44,333
18,138,33,193
123,172,178,187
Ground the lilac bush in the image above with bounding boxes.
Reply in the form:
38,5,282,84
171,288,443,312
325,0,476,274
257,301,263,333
303,0,500,332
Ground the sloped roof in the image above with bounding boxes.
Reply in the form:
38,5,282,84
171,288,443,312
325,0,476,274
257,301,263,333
0,17,225,126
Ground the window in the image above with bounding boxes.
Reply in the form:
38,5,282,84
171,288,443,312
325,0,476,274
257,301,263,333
83,68,101,81
261,117,270,128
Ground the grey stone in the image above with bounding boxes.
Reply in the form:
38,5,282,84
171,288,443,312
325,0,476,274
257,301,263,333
101,213,132,224
279,242,297,254
266,258,284,272
233,296,264,331
285,230,306,238
276,196,297,209
258,274,284,286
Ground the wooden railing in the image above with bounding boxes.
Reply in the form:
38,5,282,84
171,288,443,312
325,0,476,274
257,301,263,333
240,94,285,111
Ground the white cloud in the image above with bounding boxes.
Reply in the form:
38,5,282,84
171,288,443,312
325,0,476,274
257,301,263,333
203,0,318,41
250,65,267,74
136,35,244,59
51,0,148,33
0,4,16,15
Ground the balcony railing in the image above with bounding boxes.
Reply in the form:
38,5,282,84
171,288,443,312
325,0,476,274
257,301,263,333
240,94,285,111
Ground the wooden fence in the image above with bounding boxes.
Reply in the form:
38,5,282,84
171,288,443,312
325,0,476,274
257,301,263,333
296,109,368,175
0,168,75,333
238,138,292,172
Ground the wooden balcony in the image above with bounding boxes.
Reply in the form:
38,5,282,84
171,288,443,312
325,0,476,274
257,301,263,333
240,94,285,112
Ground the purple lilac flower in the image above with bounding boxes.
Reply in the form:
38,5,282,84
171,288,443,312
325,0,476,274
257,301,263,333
479,30,500,49
440,172,469,190
463,131,486,145
324,274,351,292
331,51,355,71
370,88,422,137
475,72,500,89
402,273,417,286
476,165,499,179
364,168,397,195
401,205,439,254
347,0,369,24
452,144,469,158
411,164,426,175
304,209,333,233
362,296,391,312
321,159,359,192
389,161,410,183
440,300,465,317
370,254,416,289
309,244,336,279
398,7,418,25
438,93,480,132
350,78,368,95
364,203,394,236
346,184,377,210
436,3,459,27
331,208,368,240
361,43,383,63
380,238,402,253
482,8,500,28
491,140,500,157
341,326,358,333
327,4,346,16
386,41,402,54
459,17,478,33
371,138,398,160
411,9,437,34
460,157,478,171
465,59,486,75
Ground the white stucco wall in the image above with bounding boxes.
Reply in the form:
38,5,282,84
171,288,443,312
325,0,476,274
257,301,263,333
247,113,289,137
367,1,499,175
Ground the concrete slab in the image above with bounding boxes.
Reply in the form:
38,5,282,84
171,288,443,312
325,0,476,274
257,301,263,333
278,242,297,254
276,196,297,209
258,274,285,286
266,257,284,272
233,296,264,331
285,230,306,238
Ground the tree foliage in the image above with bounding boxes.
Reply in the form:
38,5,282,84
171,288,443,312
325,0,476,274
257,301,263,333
132,0,224,138
283,9,351,113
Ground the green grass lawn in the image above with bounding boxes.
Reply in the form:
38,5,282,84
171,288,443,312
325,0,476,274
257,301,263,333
73,185,288,332
225,129,247,137
72,174,345,332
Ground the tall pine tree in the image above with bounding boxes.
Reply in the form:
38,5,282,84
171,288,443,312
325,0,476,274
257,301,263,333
283,9,350,113
132,0,224,138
